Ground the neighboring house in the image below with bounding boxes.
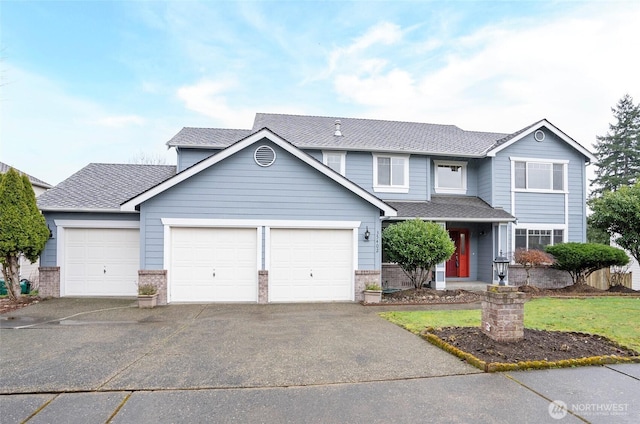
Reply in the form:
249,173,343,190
0,162,53,283
36,113,595,303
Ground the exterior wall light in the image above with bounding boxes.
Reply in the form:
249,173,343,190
364,226,370,241
493,250,509,286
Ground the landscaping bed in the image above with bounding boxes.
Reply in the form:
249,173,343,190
381,288,483,304
428,327,638,364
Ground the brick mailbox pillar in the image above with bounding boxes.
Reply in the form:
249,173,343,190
481,285,527,342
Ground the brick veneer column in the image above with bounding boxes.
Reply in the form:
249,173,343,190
355,270,381,302
138,270,167,305
481,285,527,342
38,266,60,298
258,270,268,304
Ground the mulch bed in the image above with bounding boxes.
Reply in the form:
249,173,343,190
429,327,639,364
381,288,483,304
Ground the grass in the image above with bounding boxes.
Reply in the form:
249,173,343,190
380,297,640,352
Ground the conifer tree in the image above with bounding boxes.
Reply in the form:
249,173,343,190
0,168,49,301
591,94,640,196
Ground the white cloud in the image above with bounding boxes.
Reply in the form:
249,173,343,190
176,79,254,128
329,3,640,149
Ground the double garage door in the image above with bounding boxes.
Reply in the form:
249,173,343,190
169,227,354,303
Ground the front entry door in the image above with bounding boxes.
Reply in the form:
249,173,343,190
446,229,469,278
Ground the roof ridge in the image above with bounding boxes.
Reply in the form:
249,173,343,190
255,112,460,128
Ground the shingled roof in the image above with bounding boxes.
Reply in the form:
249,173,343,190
37,164,176,211
388,196,515,222
166,128,253,148
165,113,509,156
0,161,52,189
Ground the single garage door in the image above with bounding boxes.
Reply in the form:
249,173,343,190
63,228,139,296
269,228,353,302
170,227,258,302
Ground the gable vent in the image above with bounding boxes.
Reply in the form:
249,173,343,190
254,145,276,167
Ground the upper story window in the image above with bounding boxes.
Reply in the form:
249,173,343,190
434,160,467,194
512,158,568,192
373,154,409,193
322,151,346,176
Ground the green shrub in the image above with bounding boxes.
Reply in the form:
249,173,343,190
382,219,455,289
545,242,629,285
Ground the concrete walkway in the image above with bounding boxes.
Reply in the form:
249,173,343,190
1,298,638,423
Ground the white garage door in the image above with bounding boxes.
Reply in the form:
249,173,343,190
269,229,353,302
63,228,139,296
170,227,258,302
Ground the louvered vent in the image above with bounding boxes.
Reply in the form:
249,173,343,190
254,145,276,167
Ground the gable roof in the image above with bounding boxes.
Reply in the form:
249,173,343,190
37,164,176,212
486,119,596,162
388,197,515,222
0,161,52,189
122,128,397,216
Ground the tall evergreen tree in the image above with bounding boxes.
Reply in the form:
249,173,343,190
0,168,49,301
590,94,640,197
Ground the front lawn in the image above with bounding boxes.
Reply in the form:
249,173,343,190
380,297,640,352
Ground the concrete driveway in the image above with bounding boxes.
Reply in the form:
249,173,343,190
2,299,639,423
0,298,479,394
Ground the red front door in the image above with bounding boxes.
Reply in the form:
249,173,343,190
446,229,469,278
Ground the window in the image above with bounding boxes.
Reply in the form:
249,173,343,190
322,151,346,176
373,154,409,193
513,159,566,192
434,160,467,194
515,228,564,250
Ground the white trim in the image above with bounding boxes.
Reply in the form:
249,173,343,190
161,218,361,229
433,160,468,194
122,128,396,217
510,157,569,193
372,153,410,194
388,216,515,223
487,119,596,163
322,151,346,176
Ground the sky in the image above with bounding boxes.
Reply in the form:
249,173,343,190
1,0,639,186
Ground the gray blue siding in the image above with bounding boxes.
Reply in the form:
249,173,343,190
177,148,218,172
140,139,383,270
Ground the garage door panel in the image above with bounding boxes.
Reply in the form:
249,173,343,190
170,227,258,302
270,229,353,302
63,228,139,296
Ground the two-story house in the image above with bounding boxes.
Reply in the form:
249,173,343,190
37,113,595,303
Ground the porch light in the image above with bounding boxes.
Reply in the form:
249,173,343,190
364,226,370,241
493,250,509,286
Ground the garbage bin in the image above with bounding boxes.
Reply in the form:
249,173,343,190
20,279,32,294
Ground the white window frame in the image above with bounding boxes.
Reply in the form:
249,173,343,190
322,151,346,176
372,153,409,193
512,223,567,252
433,160,468,194
510,157,568,193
